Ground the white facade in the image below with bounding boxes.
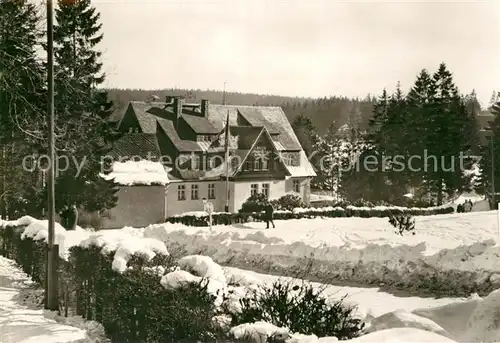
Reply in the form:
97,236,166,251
164,177,309,217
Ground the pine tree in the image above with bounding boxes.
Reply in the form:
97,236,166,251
489,91,498,109
0,0,45,218
405,69,437,200
291,114,319,157
367,88,388,142
382,83,411,199
423,63,476,204
52,0,119,217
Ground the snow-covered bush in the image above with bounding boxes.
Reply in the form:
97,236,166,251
226,280,364,340
270,194,306,211
240,193,269,213
65,245,226,343
389,214,416,236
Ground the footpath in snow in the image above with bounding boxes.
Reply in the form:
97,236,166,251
0,256,95,343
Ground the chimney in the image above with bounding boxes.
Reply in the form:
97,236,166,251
173,96,184,129
201,99,209,117
162,96,175,110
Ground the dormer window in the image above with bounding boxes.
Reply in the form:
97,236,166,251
208,157,216,169
191,156,200,170
244,160,252,171
282,152,300,166
198,135,212,142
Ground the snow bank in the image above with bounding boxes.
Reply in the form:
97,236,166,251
21,219,67,241
161,270,202,289
3,217,92,260
173,211,229,218
160,256,228,306
460,289,500,342
4,214,495,342
101,160,169,186
348,328,456,342
227,323,456,343
229,321,290,343
365,309,451,338
144,211,500,296
0,215,39,228
177,255,227,284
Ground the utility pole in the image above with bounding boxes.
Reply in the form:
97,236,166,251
224,110,230,213
46,0,59,312
491,133,495,210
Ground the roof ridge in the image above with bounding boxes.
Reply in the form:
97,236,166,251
231,125,264,128
210,104,283,109
131,100,167,104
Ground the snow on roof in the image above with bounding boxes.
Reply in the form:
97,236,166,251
101,160,170,186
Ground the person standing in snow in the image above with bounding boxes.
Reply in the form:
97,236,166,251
64,204,78,230
264,202,275,229
463,200,472,213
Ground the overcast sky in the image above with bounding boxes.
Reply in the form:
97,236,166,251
94,0,499,107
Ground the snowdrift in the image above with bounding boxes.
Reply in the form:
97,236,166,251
4,215,500,342
144,211,500,296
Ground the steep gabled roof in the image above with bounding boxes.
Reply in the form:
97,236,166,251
237,108,281,134
156,118,203,152
130,101,168,133
207,105,301,150
199,149,250,181
181,114,219,134
115,100,315,179
233,127,291,177
228,126,263,149
107,133,161,160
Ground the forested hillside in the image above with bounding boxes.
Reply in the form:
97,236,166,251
105,88,376,135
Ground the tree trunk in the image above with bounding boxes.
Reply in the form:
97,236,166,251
0,146,6,219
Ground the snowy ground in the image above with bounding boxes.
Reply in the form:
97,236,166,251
4,214,500,342
144,210,500,295
0,256,108,343
223,266,464,319
162,256,500,342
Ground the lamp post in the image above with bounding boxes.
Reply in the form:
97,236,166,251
491,133,495,210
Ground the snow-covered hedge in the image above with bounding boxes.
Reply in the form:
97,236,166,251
166,205,455,227
0,218,365,343
0,219,223,343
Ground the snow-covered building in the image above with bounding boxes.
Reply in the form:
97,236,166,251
106,96,315,221
99,158,172,229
